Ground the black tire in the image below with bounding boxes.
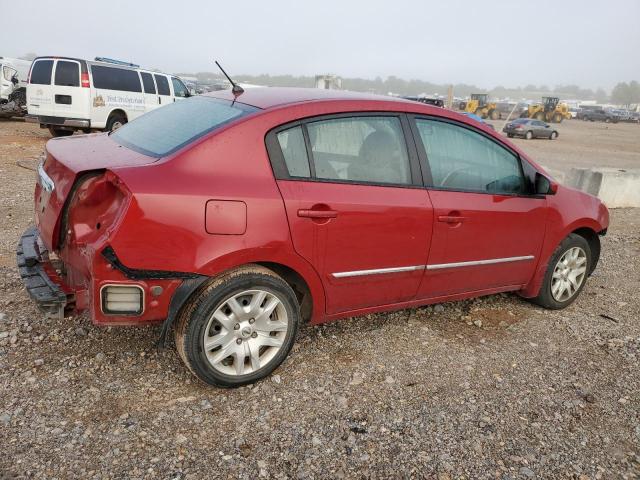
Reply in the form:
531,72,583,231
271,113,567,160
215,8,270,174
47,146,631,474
525,130,533,140
489,109,500,120
48,126,74,137
550,131,558,140
507,133,514,138
175,265,300,388
106,112,127,132
530,234,592,310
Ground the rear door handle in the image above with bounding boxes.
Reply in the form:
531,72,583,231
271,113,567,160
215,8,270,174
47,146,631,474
437,215,467,223
297,209,338,219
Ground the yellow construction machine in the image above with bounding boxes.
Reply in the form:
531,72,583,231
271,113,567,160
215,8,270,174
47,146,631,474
459,93,500,120
522,97,571,123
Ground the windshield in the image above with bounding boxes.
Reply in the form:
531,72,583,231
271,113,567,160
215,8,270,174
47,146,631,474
112,96,258,157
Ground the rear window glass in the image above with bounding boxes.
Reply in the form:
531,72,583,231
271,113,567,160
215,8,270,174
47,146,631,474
54,61,79,87
30,60,53,85
111,96,258,157
91,65,141,92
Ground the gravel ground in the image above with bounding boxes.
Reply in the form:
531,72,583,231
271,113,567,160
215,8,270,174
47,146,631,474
1,119,639,479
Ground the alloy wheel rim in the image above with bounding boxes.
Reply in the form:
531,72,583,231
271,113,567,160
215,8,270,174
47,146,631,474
551,247,587,302
203,289,288,376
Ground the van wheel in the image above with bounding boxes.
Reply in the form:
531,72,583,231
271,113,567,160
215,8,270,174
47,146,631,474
530,234,591,310
175,265,300,388
106,113,127,132
48,127,74,137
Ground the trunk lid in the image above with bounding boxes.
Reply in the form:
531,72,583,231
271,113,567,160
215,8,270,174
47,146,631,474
35,133,156,250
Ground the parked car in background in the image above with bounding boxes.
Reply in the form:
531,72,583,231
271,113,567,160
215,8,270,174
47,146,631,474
581,108,619,123
568,107,580,119
503,118,558,139
0,56,31,118
630,112,640,123
402,96,444,107
19,88,608,387
26,56,191,137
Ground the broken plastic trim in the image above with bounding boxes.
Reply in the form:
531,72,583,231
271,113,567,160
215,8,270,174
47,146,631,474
101,245,203,280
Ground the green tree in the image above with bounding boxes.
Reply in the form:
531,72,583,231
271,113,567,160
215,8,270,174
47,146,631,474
611,82,632,106
595,88,608,103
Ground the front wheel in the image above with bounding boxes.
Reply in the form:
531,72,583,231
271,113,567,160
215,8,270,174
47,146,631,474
550,131,558,140
530,234,591,309
175,265,300,387
106,112,127,132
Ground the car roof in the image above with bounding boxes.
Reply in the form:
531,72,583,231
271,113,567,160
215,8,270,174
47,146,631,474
204,87,415,110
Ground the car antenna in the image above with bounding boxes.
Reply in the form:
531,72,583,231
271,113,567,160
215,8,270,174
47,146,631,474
215,60,244,96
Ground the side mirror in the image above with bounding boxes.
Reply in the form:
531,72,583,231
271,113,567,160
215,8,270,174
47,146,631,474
535,172,558,195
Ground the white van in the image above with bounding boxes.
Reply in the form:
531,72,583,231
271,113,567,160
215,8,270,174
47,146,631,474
26,56,191,136
0,57,32,117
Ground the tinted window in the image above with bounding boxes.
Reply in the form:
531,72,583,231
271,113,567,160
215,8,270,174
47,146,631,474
30,60,53,85
171,77,189,98
112,96,257,157
416,119,523,195
54,61,79,87
91,65,141,92
276,126,310,178
140,72,156,94
306,116,411,185
155,75,170,95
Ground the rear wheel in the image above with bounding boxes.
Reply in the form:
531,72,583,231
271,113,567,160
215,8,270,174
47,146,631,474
553,113,562,123
106,112,127,132
525,130,533,140
530,234,591,309
489,109,500,120
475,108,486,119
507,133,514,138
47,126,74,137
175,265,300,387
550,131,558,140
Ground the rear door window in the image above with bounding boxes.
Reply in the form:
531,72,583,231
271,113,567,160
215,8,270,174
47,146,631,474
91,65,141,92
30,59,54,85
140,72,156,94
54,61,80,87
154,75,170,96
276,126,310,178
306,116,411,185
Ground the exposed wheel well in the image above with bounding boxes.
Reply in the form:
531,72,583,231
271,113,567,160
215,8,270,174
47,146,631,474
572,227,601,274
107,109,127,122
256,262,313,323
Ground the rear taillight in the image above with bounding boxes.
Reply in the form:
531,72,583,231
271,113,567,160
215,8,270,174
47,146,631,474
81,72,90,88
515,125,524,130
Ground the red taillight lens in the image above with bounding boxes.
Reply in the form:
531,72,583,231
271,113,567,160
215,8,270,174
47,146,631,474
515,125,524,129
81,72,90,88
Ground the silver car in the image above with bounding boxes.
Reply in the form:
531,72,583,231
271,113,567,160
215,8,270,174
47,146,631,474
503,118,558,140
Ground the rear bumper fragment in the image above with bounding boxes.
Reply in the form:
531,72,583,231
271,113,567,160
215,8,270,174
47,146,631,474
17,227,68,318
26,115,90,128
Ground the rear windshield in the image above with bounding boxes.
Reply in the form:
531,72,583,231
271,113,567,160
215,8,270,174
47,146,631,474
111,96,258,157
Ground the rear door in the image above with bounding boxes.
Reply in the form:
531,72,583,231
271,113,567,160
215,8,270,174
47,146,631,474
154,74,172,106
410,116,547,298
52,59,89,121
27,58,55,117
267,114,433,315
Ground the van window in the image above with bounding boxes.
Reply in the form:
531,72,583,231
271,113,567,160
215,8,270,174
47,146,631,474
54,61,80,87
30,60,54,85
171,77,189,98
154,75,170,96
91,65,141,92
111,96,258,157
140,72,156,94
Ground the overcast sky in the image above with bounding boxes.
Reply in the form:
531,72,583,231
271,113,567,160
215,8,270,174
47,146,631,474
2,0,638,90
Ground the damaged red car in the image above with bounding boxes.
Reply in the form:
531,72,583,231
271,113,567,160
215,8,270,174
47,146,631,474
18,88,609,387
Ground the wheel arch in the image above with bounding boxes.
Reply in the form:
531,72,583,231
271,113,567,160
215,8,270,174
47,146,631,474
571,226,601,274
107,108,128,123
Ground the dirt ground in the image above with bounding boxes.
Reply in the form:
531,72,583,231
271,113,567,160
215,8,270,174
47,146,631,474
0,119,639,479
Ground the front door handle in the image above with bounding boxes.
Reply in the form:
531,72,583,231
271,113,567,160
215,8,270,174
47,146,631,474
437,215,467,224
298,209,338,219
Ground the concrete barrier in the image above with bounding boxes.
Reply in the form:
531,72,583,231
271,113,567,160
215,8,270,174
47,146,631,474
564,168,640,208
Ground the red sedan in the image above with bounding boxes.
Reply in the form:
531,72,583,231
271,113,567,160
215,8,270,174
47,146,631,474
19,88,609,387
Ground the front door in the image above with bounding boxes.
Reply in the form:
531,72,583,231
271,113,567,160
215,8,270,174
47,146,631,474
154,74,172,107
269,115,433,314
411,117,547,298
140,72,159,113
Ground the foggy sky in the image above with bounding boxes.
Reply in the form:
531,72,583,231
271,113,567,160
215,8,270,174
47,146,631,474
2,0,638,90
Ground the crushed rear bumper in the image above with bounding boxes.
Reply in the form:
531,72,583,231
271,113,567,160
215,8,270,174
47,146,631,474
16,227,68,318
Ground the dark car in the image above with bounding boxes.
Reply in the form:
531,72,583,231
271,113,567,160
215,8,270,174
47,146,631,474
582,109,619,123
503,118,558,140
19,88,608,387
